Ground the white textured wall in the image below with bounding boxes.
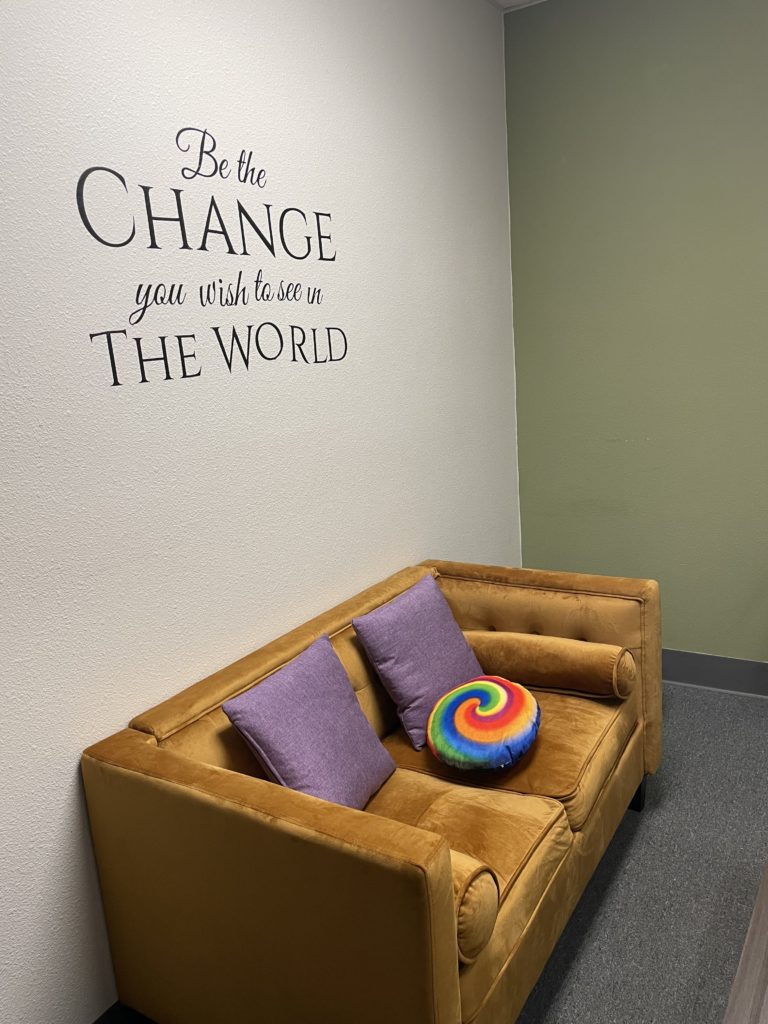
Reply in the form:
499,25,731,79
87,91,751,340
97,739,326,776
0,1,518,1020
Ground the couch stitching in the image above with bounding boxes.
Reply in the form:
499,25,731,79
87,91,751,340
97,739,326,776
497,805,568,901
434,571,646,605
82,750,441,868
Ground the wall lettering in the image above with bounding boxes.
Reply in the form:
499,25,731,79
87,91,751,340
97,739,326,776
77,128,343,387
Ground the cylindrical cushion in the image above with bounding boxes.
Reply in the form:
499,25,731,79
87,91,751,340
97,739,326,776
464,630,636,699
450,849,500,965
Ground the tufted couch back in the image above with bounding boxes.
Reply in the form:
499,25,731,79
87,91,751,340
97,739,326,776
430,560,661,774
127,559,662,777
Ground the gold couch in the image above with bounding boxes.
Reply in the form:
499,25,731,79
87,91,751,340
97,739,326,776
82,560,662,1024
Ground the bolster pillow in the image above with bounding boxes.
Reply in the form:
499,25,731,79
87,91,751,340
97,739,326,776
464,630,636,699
450,849,500,965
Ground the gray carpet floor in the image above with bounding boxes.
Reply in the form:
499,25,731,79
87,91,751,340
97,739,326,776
518,680,768,1024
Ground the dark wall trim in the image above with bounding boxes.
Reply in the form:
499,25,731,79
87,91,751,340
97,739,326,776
95,1003,154,1023
663,648,768,698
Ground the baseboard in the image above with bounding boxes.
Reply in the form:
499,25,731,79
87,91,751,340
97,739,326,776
663,648,768,698
94,1003,155,1023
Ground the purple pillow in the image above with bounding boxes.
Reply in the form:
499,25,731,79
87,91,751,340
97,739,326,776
222,636,395,809
353,575,483,750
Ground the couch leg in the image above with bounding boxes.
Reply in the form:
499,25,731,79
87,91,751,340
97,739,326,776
630,776,647,813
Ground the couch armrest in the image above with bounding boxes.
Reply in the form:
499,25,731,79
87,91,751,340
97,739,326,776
449,850,499,966
82,728,461,1024
465,630,636,699
422,560,662,774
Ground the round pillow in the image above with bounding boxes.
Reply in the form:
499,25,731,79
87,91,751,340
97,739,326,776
426,675,540,771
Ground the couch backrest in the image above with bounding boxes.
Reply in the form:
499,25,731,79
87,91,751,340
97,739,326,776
129,565,434,773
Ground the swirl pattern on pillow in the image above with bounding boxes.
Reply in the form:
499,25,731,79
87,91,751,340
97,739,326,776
427,676,540,771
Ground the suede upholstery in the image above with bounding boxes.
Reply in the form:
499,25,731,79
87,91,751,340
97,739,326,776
82,560,661,1024
426,560,662,773
465,630,636,699
448,850,501,965
384,686,640,830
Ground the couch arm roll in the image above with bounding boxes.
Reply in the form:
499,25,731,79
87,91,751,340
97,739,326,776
465,630,636,699
450,850,499,965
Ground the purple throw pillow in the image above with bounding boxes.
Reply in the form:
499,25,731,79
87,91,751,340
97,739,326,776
222,636,395,809
353,575,483,750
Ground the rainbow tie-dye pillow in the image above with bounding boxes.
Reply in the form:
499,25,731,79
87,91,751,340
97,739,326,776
426,676,540,771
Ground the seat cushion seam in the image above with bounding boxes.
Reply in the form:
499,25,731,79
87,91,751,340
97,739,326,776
497,806,569,901
573,721,639,832
558,699,627,800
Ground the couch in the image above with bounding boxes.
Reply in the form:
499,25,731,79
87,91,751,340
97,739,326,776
82,559,662,1024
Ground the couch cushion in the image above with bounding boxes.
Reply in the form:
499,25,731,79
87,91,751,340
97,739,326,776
368,768,571,976
465,630,637,699
382,687,638,830
353,575,483,750
367,769,571,901
221,636,395,809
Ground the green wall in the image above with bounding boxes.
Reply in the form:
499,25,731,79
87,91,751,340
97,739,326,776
505,0,768,661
